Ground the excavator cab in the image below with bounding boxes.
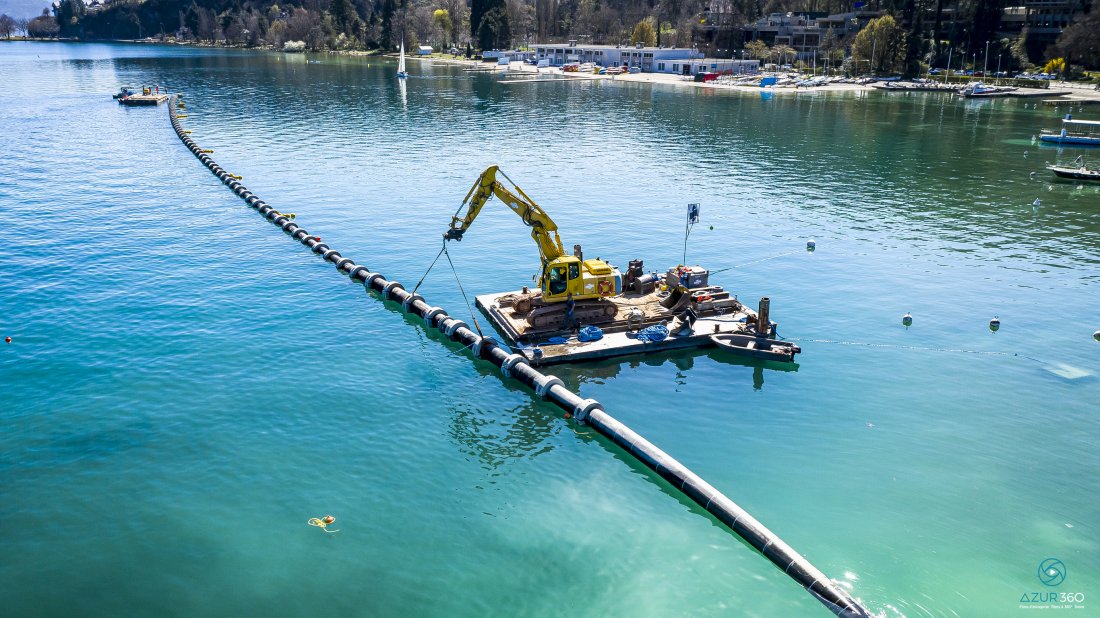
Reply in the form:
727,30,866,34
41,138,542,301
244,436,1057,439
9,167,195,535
542,255,618,302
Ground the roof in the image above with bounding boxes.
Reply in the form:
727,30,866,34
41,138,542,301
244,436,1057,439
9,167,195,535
1064,118,1100,126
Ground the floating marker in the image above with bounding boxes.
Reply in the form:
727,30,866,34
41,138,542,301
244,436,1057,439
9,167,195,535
806,238,816,251
1094,330,1100,342
989,316,1000,332
1023,151,1029,158
902,312,913,327
4,336,10,344
1033,198,1042,208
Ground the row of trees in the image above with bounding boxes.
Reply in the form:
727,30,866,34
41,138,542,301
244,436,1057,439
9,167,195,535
16,0,1100,72
1,10,63,39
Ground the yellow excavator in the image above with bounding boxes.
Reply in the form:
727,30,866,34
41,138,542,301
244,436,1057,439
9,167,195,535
444,165,621,328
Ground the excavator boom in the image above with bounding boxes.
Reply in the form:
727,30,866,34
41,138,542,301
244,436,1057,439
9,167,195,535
444,165,565,269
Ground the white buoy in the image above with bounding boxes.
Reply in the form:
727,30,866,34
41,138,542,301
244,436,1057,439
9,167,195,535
902,312,913,327
1033,198,1042,208
989,316,1001,332
1023,150,1029,158
806,239,816,251
1094,330,1100,342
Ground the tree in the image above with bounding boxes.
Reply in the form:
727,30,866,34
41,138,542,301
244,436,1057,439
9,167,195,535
0,14,15,38
433,9,452,47
1053,10,1100,70
772,43,796,66
630,18,656,47
477,4,510,50
27,14,59,38
745,39,768,60
851,15,907,75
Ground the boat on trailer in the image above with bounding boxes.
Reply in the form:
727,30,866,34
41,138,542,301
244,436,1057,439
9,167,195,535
1040,115,1100,146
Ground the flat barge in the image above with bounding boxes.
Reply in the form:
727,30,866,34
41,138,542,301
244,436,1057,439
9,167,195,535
477,265,800,366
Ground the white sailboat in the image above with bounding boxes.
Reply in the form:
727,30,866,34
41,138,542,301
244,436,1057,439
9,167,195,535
396,40,408,79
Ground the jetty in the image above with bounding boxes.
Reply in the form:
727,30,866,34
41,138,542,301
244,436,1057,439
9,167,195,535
165,94,873,617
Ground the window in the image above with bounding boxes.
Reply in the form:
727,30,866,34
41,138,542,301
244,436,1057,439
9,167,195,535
673,64,679,71
658,63,665,71
549,267,567,294
568,263,580,280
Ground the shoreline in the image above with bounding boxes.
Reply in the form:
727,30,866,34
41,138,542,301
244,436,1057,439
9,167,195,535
10,37,1099,101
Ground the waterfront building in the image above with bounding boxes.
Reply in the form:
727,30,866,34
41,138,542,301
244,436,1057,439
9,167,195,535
532,43,703,71
653,58,760,75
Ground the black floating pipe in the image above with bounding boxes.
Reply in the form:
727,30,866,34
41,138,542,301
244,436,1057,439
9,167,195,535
166,95,873,617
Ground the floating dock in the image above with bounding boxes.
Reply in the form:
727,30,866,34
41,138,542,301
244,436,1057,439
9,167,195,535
120,93,168,106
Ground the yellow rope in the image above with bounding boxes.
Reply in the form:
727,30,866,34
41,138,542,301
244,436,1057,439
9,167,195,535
307,516,339,533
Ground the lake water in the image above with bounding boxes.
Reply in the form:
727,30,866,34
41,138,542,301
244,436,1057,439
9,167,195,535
1,41,1098,616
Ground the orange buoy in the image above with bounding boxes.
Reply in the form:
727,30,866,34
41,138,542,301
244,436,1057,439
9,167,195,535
4,336,10,344
323,515,335,525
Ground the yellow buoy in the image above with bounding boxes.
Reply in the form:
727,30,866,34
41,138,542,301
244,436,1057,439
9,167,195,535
202,149,214,153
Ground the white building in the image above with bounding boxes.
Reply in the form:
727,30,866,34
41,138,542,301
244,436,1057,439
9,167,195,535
533,43,703,72
653,58,760,75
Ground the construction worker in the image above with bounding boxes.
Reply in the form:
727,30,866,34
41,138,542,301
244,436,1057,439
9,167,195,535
562,292,577,333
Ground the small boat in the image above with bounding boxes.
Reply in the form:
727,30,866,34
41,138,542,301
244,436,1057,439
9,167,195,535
112,86,136,100
1040,114,1100,146
710,333,801,362
1047,155,1100,181
396,40,408,79
958,82,1017,97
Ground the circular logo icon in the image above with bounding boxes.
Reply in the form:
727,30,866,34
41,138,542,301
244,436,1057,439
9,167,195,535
1038,558,1066,586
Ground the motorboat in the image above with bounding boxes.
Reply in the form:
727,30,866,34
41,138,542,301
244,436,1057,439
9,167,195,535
1047,155,1100,181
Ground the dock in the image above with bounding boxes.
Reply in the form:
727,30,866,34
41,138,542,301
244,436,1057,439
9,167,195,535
120,93,169,106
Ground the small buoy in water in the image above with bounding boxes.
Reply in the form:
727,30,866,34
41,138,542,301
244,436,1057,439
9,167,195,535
1093,330,1100,342
1029,171,1036,178
708,225,713,230
989,316,1001,332
806,238,816,251
902,312,913,327
1033,198,1042,208
1023,150,1029,158
564,412,573,419
308,515,339,533
4,336,10,344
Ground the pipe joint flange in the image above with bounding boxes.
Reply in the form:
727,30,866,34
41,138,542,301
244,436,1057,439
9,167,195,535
322,249,342,262
572,399,603,422
401,293,425,312
501,354,529,378
381,281,405,300
444,320,469,338
282,222,299,234
257,205,274,215
311,243,330,254
362,272,384,289
293,229,309,241
335,257,354,272
272,216,288,226
473,336,498,358
534,375,565,400
423,307,447,328
347,265,369,281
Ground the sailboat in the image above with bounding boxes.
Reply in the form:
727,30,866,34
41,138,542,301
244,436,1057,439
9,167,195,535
396,40,408,79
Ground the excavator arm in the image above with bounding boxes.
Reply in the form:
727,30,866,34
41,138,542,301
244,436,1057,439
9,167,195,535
444,165,566,270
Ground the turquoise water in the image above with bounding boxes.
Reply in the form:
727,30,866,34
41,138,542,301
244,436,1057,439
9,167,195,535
2,41,1098,616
